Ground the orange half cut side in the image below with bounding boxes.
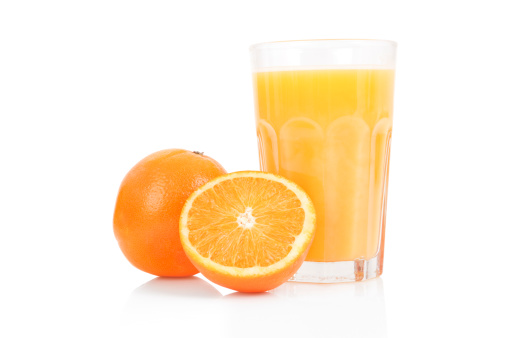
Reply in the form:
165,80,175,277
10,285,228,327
179,171,316,292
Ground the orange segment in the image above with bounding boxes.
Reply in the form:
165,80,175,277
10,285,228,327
179,171,316,292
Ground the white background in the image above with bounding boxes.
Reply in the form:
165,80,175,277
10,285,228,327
1,1,506,337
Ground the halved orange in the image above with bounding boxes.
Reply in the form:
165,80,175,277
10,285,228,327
179,171,316,292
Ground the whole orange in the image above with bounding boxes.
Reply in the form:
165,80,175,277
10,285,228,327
113,149,227,276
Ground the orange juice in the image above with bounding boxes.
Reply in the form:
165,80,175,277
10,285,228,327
253,68,395,262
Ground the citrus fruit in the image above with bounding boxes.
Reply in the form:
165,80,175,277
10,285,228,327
113,149,227,276
179,171,316,292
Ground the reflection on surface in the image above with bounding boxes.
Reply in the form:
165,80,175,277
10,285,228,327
121,276,222,334
221,278,386,338
126,276,221,299
121,276,386,338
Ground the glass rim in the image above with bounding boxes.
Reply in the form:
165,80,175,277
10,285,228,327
250,39,397,52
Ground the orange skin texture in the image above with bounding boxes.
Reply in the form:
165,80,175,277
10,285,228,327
189,243,313,292
113,149,227,276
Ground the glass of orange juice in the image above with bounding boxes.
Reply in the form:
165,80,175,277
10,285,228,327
250,40,397,282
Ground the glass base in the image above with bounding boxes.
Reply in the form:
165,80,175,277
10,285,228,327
290,257,382,283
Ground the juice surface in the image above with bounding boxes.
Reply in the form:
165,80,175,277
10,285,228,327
253,68,395,262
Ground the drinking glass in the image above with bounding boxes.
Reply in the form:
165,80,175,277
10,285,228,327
250,40,396,282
